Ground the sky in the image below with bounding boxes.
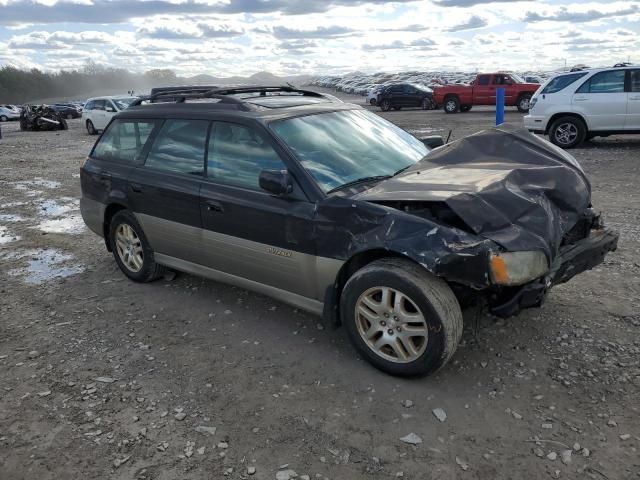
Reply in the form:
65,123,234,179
0,0,638,76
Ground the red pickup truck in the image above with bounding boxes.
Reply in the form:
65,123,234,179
433,73,539,114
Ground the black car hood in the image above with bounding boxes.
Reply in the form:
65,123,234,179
353,126,592,258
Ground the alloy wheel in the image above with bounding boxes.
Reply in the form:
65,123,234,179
355,286,428,363
519,97,530,111
554,122,578,146
445,100,456,112
115,224,144,272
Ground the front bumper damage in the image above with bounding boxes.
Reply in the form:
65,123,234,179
490,227,619,317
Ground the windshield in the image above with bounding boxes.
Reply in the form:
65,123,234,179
271,109,428,193
112,97,136,110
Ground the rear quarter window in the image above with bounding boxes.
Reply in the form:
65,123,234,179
92,119,157,163
541,72,588,94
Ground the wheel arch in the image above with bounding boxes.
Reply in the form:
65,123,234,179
545,112,588,134
324,249,428,326
103,202,128,251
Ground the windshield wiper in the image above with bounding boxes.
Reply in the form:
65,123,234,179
327,175,391,194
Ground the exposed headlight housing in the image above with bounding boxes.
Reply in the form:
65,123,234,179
489,251,549,286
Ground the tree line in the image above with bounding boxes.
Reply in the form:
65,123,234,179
0,62,179,104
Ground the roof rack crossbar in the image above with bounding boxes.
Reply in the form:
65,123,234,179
129,85,335,108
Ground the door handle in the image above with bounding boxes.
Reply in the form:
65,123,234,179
130,182,143,193
574,97,588,102
630,96,640,100
205,200,224,212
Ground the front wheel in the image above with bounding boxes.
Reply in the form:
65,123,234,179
517,94,532,113
86,119,97,135
369,98,377,106
341,258,463,377
0,115,7,122
380,99,391,112
109,210,165,283
549,116,586,149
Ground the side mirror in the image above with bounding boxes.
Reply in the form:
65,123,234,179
419,136,445,149
259,169,293,196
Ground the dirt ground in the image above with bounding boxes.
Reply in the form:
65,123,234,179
1,93,638,480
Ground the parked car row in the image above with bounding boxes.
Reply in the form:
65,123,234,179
0,104,22,121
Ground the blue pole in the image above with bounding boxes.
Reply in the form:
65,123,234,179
496,87,505,126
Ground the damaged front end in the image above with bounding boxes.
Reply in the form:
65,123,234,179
20,105,69,132
340,125,618,317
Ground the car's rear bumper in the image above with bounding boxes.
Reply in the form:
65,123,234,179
490,227,619,317
80,196,105,237
524,114,547,133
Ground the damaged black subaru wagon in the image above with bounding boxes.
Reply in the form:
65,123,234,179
80,86,618,376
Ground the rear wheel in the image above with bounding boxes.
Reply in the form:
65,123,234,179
517,94,532,113
443,96,460,114
549,116,586,149
341,258,463,377
380,99,391,112
109,210,165,283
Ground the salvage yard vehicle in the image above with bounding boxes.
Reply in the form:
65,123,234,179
19,104,68,131
433,73,539,114
52,103,82,119
524,65,640,148
82,95,137,135
376,83,434,111
80,86,619,377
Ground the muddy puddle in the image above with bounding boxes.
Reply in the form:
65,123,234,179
5,248,85,284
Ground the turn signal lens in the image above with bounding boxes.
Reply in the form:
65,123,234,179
490,251,549,286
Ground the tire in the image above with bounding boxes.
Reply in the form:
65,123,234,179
393,106,401,111
369,98,377,106
548,116,587,149
341,258,463,377
517,94,532,113
443,96,460,114
460,105,472,112
108,210,166,283
380,99,391,112
0,115,7,122
86,120,97,135
59,118,68,130
421,98,432,110
20,119,27,131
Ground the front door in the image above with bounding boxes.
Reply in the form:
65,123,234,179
127,118,209,264
572,69,627,130
91,99,108,130
473,74,492,104
626,69,640,130
199,120,318,298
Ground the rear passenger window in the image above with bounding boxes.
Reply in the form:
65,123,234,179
630,70,640,92
207,122,286,190
576,70,625,93
92,119,156,163
144,119,208,175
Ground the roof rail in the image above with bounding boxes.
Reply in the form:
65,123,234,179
613,62,633,67
129,85,332,108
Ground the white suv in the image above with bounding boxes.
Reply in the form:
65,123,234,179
82,96,137,135
524,66,640,148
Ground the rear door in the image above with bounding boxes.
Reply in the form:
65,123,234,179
626,69,640,129
473,75,492,104
199,120,318,298
127,119,209,264
572,69,627,130
404,84,421,107
387,85,405,107
81,119,157,230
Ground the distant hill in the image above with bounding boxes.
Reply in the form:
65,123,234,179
183,71,312,87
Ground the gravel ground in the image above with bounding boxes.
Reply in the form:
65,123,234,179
0,93,639,480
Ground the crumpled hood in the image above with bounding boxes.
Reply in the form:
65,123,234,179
353,125,592,259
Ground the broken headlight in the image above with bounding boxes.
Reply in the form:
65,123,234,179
489,251,549,286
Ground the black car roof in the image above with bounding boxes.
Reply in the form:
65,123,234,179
119,86,358,121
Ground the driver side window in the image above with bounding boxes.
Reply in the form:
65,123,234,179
207,122,286,191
